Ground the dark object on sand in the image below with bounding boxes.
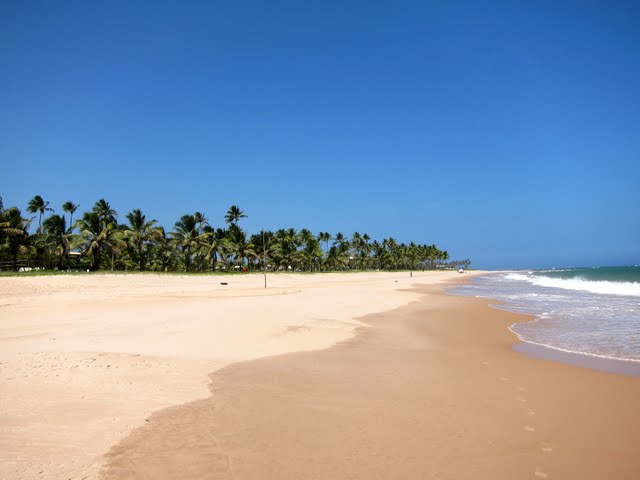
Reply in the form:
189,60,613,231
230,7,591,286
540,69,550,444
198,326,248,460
220,282,228,286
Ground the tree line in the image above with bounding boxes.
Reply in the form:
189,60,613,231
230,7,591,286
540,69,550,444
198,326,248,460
0,195,471,273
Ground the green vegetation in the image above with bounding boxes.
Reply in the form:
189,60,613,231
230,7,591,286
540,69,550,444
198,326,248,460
0,195,471,273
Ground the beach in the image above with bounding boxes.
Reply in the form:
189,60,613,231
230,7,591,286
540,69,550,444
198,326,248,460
0,271,459,479
2,272,640,479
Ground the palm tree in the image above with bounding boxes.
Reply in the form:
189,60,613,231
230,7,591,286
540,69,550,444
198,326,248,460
171,213,208,271
124,209,163,271
148,227,175,272
231,229,257,270
370,240,385,269
333,232,348,251
202,226,228,271
317,232,331,258
351,232,366,269
383,237,399,270
43,214,70,269
62,201,79,231
92,199,117,226
72,212,111,270
407,242,420,275
106,227,127,271
332,232,351,269
0,202,25,240
0,206,30,270
4,194,466,272
440,250,449,268
326,245,349,270
27,195,53,233
224,205,247,226
301,234,322,271
71,203,125,271
194,211,208,229
250,230,275,272
361,233,371,269
272,228,301,271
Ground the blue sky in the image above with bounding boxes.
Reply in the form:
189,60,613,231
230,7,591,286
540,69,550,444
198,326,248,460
1,1,639,269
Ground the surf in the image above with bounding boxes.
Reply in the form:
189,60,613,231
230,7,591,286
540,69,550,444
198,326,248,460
506,272,640,297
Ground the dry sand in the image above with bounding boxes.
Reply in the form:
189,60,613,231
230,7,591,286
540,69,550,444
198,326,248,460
0,271,461,479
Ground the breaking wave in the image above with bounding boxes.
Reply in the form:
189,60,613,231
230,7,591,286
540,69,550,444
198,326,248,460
505,273,640,297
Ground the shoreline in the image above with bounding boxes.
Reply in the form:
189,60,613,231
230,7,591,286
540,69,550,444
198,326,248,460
447,275,640,377
513,341,640,377
100,278,640,479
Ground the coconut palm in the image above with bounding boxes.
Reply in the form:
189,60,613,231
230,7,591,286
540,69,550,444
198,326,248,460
272,228,301,271
3,193,465,272
0,202,26,240
201,226,228,271
27,195,53,233
0,206,30,270
148,227,175,272
224,205,247,226
171,213,209,271
250,230,276,271
231,229,257,270
326,245,349,270
42,214,70,269
370,240,385,269
92,199,117,226
105,227,127,271
73,212,113,271
383,237,399,270
317,232,331,257
62,201,79,231
301,235,323,271
351,232,368,269
333,232,349,252
194,211,208,229
124,209,163,271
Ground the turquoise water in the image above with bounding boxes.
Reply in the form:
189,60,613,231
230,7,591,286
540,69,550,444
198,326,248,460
533,265,640,289
453,266,640,362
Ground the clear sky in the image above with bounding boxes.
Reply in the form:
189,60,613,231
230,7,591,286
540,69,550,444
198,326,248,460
1,1,639,269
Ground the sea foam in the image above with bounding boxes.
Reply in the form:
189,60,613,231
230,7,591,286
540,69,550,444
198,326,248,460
506,273,640,297
452,271,640,363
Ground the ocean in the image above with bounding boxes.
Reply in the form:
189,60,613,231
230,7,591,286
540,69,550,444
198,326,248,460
452,266,640,365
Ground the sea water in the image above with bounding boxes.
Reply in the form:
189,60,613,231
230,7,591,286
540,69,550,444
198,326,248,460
452,266,640,363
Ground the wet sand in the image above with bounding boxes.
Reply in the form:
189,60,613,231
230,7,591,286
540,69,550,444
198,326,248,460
100,283,640,479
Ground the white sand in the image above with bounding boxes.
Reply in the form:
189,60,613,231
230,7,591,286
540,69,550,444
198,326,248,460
0,270,466,480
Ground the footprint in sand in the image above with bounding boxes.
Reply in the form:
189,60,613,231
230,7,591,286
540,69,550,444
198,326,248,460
527,409,536,416
517,396,527,403
499,376,509,382
534,467,549,478
517,386,525,392
482,361,489,366
540,442,553,453
524,425,536,432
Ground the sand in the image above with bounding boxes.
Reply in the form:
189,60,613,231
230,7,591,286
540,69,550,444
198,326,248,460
0,271,461,479
3,272,640,479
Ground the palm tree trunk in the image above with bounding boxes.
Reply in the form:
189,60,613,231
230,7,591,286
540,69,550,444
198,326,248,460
138,242,144,271
91,249,100,271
